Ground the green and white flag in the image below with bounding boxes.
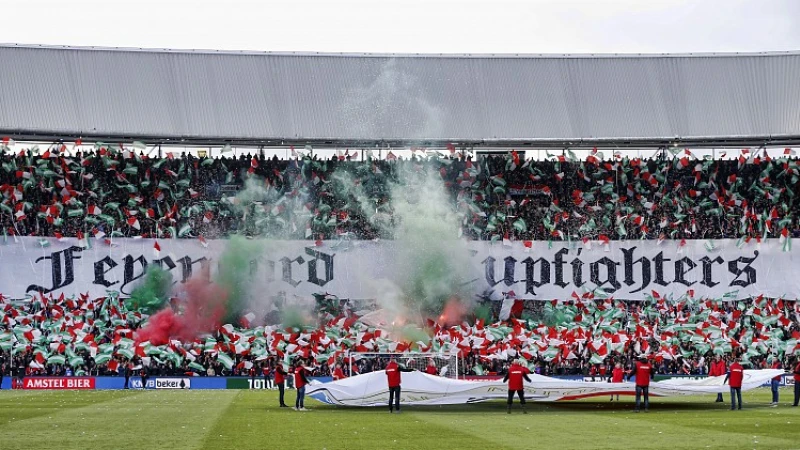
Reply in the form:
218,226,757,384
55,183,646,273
188,362,205,372
217,353,234,370
94,352,112,365
117,348,135,360
589,353,605,365
69,356,85,367
47,355,66,365
542,347,560,361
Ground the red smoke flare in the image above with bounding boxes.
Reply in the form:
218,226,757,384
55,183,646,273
438,297,467,327
134,279,228,345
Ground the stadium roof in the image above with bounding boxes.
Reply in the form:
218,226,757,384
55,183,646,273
1,44,799,148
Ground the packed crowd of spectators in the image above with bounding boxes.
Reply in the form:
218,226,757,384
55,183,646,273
1,291,798,380
2,144,800,243
2,142,800,382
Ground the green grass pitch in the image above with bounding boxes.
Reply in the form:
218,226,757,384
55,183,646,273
0,388,798,449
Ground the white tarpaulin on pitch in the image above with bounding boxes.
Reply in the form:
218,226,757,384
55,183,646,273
0,237,794,301
306,370,785,406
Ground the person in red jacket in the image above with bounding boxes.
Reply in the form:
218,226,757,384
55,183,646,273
425,360,438,376
294,361,311,411
385,356,414,413
792,357,800,407
332,363,347,381
609,362,624,402
628,355,653,412
275,364,288,408
503,359,532,414
770,358,782,406
724,356,744,410
709,355,727,403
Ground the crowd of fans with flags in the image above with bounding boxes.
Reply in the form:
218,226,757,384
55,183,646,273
2,141,800,245
1,289,798,380
1,140,800,381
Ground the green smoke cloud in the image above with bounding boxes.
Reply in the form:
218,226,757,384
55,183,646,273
217,235,265,324
390,165,476,317
125,265,173,314
331,161,478,319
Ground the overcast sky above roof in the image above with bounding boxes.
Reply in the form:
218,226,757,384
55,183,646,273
2,0,799,54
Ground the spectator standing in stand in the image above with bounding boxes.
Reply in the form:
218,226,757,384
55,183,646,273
425,359,438,376
332,363,347,381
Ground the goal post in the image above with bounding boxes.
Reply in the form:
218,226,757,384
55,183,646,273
345,352,462,379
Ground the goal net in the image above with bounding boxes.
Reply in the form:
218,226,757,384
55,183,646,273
346,352,462,380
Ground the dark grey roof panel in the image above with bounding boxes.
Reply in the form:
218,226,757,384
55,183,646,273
0,45,798,144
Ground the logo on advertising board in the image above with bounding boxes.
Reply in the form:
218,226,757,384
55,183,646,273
226,378,272,389
154,378,191,389
130,379,155,389
23,377,95,390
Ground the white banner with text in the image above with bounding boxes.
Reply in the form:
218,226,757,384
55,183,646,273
0,237,794,301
